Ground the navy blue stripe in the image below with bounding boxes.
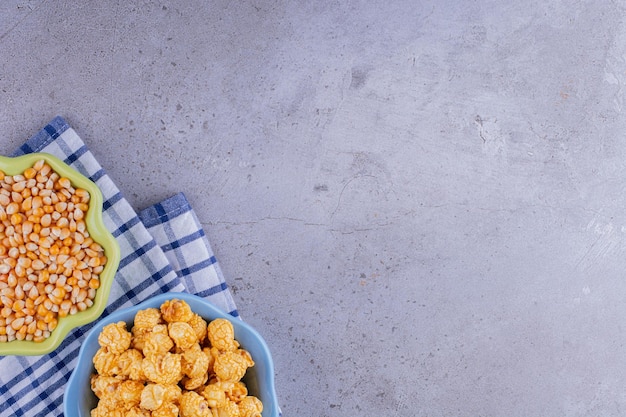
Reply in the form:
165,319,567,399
44,123,62,140
18,141,34,155
11,116,70,157
118,239,158,269
178,256,218,277
138,192,190,228
16,358,74,416
196,281,229,298
5,391,15,406
104,266,179,315
18,362,72,415
112,216,141,238
6,332,84,413
160,230,204,252
155,202,169,222
89,168,106,183
103,191,124,211
63,145,88,165
104,270,177,316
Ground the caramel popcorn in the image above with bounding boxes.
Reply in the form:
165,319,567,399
169,321,197,350
90,375,124,410
92,347,120,376
125,407,151,417
238,396,263,417
143,324,175,356
133,307,163,329
153,403,180,417
201,383,227,408
208,318,239,352
180,391,211,417
182,373,209,391
142,352,182,385
119,380,144,410
97,321,131,354
182,344,211,378
90,404,125,417
117,348,144,380
188,313,208,341
90,375,121,401
164,383,183,404
160,298,193,323
213,350,254,383
131,326,150,352
215,400,241,417
90,299,263,416
140,383,168,410
228,382,249,403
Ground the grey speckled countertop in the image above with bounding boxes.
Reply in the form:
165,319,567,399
3,1,626,416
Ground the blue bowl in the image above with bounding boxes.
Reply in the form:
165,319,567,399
64,292,280,417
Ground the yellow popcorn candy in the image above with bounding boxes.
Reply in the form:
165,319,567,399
213,350,254,383
238,396,263,417
125,407,151,417
182,374,209,390
142,324,175,356
91,300,262,417
205,347,218,372
188,313,208,342
169,321,197,350
212,381,246,403
142,352,182,385
90,375,124,410
90,403,125,417
162,383,182,404
92,347,120,376
215,399,241,417
152,403,180,417
117,348,144,380
228,382,248,403
200,383,227,408
138,383,182,411
133,307,162,329
89,404,108,417
140,383,167,411
98,321,132,354
207,318,239,352
131,326,150,352
91,375,121,400
182,344,211,378
160,299,193,323
119,380,144,410
179,391,211,417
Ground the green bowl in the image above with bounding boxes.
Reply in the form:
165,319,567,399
0,152,120,356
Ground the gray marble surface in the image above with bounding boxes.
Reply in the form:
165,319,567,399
3,1,626,416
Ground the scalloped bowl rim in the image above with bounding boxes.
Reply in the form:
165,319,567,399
0,152,120,356
63,292,280,417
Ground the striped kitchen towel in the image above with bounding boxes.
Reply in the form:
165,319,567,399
0,116,237,416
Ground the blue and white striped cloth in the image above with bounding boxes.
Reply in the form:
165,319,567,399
0,116,238,416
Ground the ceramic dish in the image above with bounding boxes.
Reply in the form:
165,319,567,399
0,152,120,356
64,292,280,417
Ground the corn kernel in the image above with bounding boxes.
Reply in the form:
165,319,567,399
58,177,71,189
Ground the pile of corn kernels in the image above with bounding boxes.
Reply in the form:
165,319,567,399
90,299,263,417
0,159,107,343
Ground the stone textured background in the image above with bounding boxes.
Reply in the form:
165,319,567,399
3,1,626,415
